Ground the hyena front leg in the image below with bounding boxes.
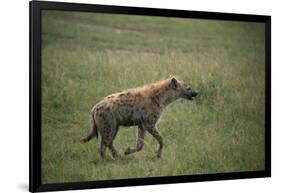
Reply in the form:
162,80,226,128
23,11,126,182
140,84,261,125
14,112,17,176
145,125,163,158
124,125,145,155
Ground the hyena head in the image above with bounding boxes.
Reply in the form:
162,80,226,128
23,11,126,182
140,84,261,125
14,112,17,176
170,76,198,100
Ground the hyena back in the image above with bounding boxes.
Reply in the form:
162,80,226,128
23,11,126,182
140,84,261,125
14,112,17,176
81,76,198,159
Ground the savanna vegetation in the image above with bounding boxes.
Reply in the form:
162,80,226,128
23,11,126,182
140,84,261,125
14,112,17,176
42,11,265,183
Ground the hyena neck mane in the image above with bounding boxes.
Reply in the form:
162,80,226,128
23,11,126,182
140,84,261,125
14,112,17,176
141,78,181,108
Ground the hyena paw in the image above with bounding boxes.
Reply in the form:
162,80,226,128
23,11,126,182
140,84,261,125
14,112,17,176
112,154,121,160
124,148,132,155
156,152,162,158
112,152,121,159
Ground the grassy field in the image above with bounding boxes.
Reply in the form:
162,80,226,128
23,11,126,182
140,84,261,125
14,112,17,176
41,11,265,184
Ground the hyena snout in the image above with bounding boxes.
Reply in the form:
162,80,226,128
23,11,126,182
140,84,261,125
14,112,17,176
185,90,199,100
188,91,198,100
191,91,198,97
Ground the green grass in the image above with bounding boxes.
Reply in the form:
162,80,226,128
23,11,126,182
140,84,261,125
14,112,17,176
41,10,265,184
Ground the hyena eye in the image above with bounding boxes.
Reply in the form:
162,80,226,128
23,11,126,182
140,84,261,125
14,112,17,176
187,87,191,91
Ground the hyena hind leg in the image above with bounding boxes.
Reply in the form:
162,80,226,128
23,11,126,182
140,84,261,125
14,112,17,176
100,132,120,159
109,142,120,158
99,139,106,159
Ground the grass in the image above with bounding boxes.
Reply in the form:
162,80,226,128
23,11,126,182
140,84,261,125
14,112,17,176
41,10,265,184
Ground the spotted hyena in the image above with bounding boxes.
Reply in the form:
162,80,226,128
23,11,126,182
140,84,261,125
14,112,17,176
81,76,198,159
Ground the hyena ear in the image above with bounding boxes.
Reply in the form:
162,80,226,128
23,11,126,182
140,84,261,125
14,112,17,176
171,78,179,90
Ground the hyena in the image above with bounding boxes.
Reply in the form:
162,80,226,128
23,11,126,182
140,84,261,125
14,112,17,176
81,76,198,159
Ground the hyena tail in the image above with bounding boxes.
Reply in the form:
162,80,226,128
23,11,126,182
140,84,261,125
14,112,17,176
81,114,98,143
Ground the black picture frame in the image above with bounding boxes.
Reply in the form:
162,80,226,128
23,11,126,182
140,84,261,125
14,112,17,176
29,0,271,192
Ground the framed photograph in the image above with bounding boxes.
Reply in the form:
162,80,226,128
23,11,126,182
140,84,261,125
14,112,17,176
30,0,271,192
